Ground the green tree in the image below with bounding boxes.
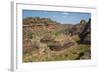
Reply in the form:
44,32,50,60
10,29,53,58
80,20,86,24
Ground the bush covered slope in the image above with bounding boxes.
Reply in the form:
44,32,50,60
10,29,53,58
23,17,91,62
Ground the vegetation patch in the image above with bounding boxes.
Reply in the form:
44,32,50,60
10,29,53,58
23,17,91,62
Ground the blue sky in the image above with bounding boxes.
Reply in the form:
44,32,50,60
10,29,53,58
23,10,91,24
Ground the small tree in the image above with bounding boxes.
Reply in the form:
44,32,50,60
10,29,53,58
80,20,86,24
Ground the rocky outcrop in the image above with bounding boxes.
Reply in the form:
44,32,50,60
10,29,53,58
69,24,86,36
68,19,91,44
79,19,91,44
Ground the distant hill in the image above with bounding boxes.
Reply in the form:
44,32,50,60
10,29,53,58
23,17,59,26
23,17,91,44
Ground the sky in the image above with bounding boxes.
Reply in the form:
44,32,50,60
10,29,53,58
23,10,91,24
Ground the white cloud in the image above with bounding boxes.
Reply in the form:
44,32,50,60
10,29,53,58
52,16,56,18
44,12,49,13
61,12,69,15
